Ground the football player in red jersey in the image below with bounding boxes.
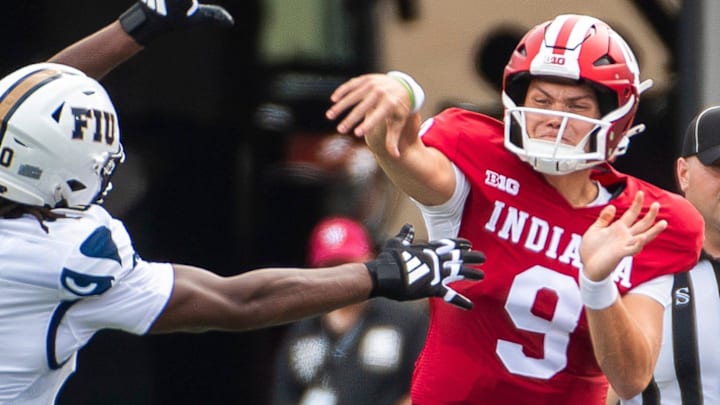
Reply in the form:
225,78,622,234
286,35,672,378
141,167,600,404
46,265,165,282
326,14,703,404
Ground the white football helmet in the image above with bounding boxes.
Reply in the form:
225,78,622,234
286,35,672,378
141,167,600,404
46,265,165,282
0,63,124,209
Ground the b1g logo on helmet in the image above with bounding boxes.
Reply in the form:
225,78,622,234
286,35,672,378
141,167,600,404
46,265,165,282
71,107,117,145
544,55,566,66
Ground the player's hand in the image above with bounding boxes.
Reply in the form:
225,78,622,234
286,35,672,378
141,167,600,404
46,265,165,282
580,191,667,281
365,224,485,310
119,0,234,46
326,74,415,159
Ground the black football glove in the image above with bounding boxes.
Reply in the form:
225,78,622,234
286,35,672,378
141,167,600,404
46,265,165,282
119,0,234,46
365,224,485,310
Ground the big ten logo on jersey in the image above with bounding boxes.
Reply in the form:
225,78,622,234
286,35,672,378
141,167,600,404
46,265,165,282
485,169,519,196
71,107,116,145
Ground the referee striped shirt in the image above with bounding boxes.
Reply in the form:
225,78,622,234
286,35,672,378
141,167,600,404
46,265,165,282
624,253,720,404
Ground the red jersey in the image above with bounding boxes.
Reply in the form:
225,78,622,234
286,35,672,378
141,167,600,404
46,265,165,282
410,108,703,405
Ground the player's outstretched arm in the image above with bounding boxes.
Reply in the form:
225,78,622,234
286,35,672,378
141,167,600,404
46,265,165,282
47,21,142,81
48,0,233,80
580,191,668,399
149,224,485,333
327,73,455,206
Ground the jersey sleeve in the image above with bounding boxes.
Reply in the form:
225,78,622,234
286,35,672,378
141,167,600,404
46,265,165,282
420,107,505,163
54,260,174,364
59,206,175,332
627,274,673,307
417,163,469,240
57,215,136,300
417,108,506,241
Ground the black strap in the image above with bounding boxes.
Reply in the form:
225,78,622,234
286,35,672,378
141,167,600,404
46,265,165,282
641,377,660,404
671,270,702,404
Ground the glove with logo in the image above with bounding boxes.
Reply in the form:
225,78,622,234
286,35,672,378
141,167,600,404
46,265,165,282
365,224,485,310
119,0,234,46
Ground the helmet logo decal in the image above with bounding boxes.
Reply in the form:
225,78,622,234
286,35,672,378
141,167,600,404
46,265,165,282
71,107,117,145
18,164,41,179
543,55,566,66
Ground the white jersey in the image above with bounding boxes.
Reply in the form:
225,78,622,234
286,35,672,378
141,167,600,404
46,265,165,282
0,204,174,404
624,255,720,404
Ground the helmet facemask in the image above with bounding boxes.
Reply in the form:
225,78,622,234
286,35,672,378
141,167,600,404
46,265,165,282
91,145,125,205
502,88,641,175
504,101,607,175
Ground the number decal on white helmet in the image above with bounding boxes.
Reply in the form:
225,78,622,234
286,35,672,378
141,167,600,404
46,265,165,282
0,147,13,168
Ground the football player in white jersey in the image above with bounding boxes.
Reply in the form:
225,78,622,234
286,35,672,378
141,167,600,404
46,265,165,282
610,106,720,404
0,2,486,403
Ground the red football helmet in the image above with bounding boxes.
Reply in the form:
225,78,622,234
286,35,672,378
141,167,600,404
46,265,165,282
501,14,652,174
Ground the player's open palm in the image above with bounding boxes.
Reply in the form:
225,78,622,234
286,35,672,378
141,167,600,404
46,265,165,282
580,191,667,281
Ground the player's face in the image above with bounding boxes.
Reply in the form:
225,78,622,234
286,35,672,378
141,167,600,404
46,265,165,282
523,79,601,147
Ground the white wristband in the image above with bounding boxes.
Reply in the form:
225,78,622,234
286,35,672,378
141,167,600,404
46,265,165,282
387,71,426,114
579,270,619,310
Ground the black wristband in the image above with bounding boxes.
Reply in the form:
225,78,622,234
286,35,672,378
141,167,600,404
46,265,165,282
365,251,404,298
118,3,156,46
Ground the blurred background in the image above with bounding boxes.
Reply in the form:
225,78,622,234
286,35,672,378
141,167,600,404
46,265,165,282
2,0,716,403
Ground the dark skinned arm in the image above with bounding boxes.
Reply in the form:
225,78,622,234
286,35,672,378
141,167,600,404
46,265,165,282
47,21,143,80
149,263,373,333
